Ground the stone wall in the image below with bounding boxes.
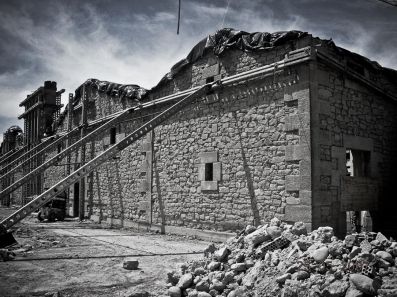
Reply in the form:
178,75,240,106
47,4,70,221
87,44,313,232
311,59,397,237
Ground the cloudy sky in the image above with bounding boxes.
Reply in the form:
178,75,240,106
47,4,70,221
0,0,396,141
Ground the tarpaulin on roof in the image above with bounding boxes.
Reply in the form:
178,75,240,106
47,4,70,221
155,28,307,88
84,79,147,101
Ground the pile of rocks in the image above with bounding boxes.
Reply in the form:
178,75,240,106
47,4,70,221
166,218,397,297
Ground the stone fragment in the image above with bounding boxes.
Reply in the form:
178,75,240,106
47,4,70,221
276,273,291,284
197,292,212,297
167,271,181,285
244,225,256,234
168,286,181,297
227,286,248,297
231,263,246,272
344,234,357,248
244,226,270,247
286,263,299,274
177,273,193,289
295,239,311,251
345,286,364,297
270,217,281,226
312,246,329,263
317,226,334,243
291,222,307,236
214,247,229,262
349,247,362,259
207,261,220,271
266,226,282,239
123,259,139,270
370,240,381,248
204,243,217,257
360,240,372,253
321,280,349,297
210,279,225,292
195,280,210,292
194,267,206,276
223,271,234,285
349,273,377,295
376,251,393,263
376,232,390,246
186,289,198,297
378,258,391,269
296,270,310,280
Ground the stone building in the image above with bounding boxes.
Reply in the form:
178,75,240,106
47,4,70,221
5,29,397,239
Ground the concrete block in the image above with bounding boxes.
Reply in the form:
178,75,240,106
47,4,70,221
123,259,139,270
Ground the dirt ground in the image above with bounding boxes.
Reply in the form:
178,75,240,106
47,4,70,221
0,207,210,297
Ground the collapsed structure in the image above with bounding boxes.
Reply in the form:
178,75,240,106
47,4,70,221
1,29,397,239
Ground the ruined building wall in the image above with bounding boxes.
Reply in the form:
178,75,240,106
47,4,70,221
311,59,397,237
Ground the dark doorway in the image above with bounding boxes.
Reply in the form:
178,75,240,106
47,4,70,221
73,182,80,217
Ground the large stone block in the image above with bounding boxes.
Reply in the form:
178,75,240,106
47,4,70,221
199,151,218,163
284,205,311,223
285,175,300,191
285,145,310,161
201,181,218,191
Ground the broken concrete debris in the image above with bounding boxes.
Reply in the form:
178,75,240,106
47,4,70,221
123,259,139,270
166,218,397,297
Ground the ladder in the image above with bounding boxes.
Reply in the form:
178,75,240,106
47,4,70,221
0,84,210,232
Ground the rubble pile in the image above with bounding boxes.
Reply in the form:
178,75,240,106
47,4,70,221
166,218,397,297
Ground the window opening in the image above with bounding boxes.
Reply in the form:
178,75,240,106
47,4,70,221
346,210,373,234
57,143,62,154
206,76,215,84
205,163,213,181
346,149,370,177
110,127,117,145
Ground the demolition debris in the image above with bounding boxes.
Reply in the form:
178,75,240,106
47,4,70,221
166,218,397,297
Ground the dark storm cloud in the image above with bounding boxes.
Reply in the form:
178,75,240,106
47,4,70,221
0,0,396,140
